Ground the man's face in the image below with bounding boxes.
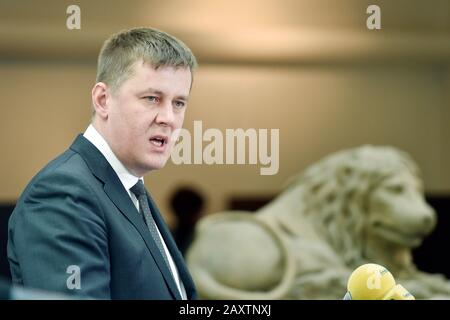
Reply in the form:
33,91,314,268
104,61,192,177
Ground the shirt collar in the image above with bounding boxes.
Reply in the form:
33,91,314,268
83,124,143,191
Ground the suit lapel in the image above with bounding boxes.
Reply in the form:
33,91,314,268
70,134,182,300
103,182,182,300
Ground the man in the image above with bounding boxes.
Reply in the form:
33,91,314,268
7,27,198,299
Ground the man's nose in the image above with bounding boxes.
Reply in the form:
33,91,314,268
156,103,175,126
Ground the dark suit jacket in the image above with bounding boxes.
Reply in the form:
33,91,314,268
7,135,197,299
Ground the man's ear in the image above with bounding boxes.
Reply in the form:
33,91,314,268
91,82,110,120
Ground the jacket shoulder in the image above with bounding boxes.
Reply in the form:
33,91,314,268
19,149,96,200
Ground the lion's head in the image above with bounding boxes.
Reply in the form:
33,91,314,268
278,146,436,269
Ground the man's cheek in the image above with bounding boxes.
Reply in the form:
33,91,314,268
177,112,186,125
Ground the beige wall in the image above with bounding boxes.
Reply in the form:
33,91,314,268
0,62,449,226
444,67,450,190
0,63,93,200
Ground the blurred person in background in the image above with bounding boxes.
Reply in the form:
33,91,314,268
170,186,205,256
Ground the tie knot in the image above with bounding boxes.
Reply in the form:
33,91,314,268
130,180,146,197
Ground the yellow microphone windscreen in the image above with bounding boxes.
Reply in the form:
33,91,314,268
347,263,396,300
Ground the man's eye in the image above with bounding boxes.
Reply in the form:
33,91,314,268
145,96,159,103
174,101,186,108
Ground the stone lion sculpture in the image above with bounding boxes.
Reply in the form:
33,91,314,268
187,145,450,299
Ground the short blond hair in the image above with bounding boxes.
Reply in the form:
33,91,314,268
96,27,197,91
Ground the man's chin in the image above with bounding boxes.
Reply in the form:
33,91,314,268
143,158,170,172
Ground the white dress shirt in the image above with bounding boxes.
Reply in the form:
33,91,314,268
83,124,187,299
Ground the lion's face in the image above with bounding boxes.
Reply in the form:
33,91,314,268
367,170,436,248
274,145,437,266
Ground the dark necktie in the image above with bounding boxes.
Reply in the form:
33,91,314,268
130,180,173,276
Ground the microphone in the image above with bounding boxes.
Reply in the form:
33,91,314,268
343,263,415,300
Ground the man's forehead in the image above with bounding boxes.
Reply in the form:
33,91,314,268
128,60,192,93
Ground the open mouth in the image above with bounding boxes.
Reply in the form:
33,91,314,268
149,135,168,147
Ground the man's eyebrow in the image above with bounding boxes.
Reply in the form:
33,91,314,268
143,87,189,101
177,95,189,102
142,87,163,95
